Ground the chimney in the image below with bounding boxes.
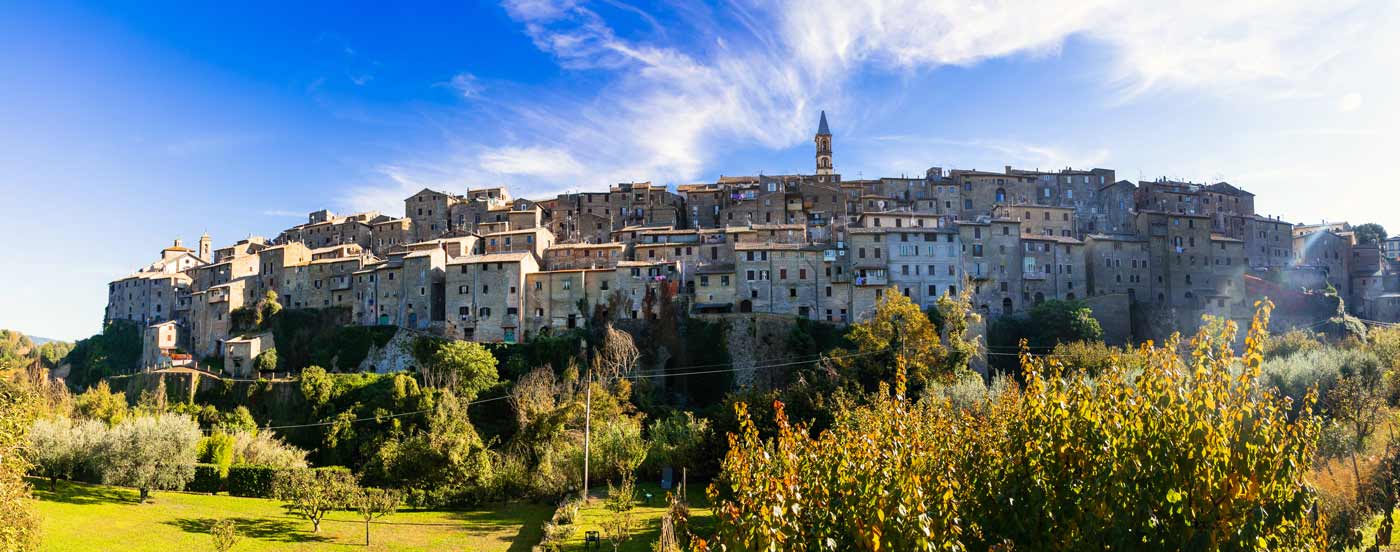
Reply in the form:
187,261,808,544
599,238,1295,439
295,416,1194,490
1005,165,1013,175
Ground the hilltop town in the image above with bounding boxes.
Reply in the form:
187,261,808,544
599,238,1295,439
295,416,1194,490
105,112,1400,374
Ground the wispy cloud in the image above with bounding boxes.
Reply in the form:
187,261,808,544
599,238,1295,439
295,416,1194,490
447,72,483,99
261,209,305,218
376,0,1395,204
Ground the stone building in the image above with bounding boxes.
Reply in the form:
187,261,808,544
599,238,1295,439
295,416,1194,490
1021,234,1086,306
405,188,456,241
612,260,682,320
610,182,684,230
958,218,1023,317
1097,180,1138,235
140,320,190,370
1244,215,1295,271
524,268,614,334
993,204,1077,238
734,242,835,320
255,242,312,307
1293,230,1352,296
950,170,1038,220
1134,211,1213,309
371,218,413,254
542,243,625,270
223,332,273,377
1203,235,1248,317
189,278,248,359
445,251,539,343
694,264,737,314
482,227,554,257
1083,234,1150,301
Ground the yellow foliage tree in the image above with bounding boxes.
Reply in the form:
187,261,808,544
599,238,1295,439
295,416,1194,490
703,300,1328,551
842,286,949,394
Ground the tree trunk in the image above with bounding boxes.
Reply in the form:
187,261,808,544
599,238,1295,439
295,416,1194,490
312,518,321,533
1378,504,1395,547
365,520,371,546
139,487,149,503
50,476,58,492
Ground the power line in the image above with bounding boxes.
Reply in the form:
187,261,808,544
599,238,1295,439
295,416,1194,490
257,395,512,431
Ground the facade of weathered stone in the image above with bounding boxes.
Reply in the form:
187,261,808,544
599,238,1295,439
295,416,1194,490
104,109,1399,366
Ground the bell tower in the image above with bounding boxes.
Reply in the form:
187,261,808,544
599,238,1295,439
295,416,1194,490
815,110,833,176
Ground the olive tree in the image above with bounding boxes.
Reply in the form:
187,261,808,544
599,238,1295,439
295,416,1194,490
28,417,105,490
96,414,202,502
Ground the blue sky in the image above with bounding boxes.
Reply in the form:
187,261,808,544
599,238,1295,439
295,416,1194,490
2,0,1397,340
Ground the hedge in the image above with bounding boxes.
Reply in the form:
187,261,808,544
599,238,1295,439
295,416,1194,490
227,464,292,498
187,463,224,494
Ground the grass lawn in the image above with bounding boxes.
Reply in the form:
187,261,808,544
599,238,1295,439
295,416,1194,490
566,481,715,551
30,478,552,551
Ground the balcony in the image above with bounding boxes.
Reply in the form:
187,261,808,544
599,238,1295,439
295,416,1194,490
1023,272,1048,281
854,271,888,287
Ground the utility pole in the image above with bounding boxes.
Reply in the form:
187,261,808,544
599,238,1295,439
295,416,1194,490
582,368,592,501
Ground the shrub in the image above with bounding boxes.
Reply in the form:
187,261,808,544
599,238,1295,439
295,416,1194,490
1264,328,1323,360
188,463,224,494
230,430,308,468
197,432,235,476
227,464,292,498
705,301,1327,550
253,349,278,373
645,411,714,477
1259,346,1382,414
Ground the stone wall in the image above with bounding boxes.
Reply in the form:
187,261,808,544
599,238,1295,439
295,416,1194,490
1083,293,1133,345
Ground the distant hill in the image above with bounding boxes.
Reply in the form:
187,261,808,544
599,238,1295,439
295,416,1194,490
29,335,61,345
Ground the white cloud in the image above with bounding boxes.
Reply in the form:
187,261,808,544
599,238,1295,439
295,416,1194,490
479,146,584,177
261,209,305,218
1339,92,1364,112
375,0,1396,204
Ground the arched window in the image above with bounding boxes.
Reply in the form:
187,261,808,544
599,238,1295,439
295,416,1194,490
1002,297,1013,315
995,188,1006,203
1034,292,1045,305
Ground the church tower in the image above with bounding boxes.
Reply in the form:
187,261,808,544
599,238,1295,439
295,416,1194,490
815,110,833,176
199,232,212,262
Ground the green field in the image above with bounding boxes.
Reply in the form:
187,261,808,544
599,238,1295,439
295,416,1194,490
30,479,551,551
566,481,715,551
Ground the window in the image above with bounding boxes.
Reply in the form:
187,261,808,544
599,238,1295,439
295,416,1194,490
746,270,755,281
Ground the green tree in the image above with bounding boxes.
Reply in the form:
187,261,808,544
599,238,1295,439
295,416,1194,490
646,411,713,474
0,378,41,551
353,486,401,546
273,468,357,533
253,348,278,372
259,290,283,326
842,287,948,393
428,341,498,400
1028,298,1103,345
1354,223,1388,245
933,286,983,375
97,414,202,502
35,341,74,369
299,365,334,408
75,380,128,425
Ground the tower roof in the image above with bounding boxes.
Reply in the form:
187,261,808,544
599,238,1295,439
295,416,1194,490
817,110,830,136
